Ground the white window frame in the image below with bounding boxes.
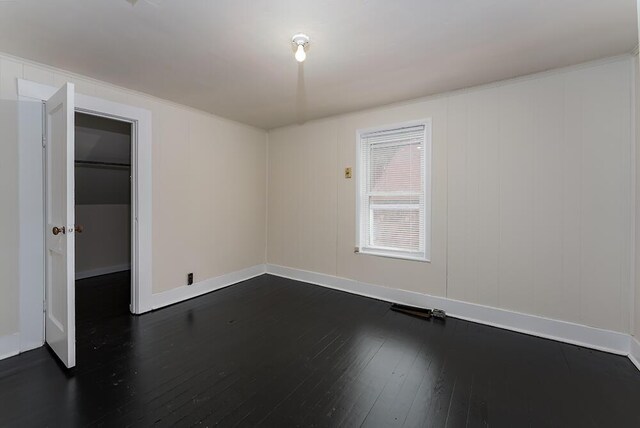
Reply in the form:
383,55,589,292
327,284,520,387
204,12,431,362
355,119,432,262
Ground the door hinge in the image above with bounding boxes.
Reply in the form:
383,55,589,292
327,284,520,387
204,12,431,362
43,300,46,313
42,134,46,148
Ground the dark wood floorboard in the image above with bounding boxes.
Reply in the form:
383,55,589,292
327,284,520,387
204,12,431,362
0,272,639,427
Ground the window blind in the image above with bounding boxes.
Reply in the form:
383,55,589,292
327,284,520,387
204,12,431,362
358,124,428,260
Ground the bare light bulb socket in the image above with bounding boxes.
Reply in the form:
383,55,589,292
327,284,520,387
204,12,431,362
292,33,310,63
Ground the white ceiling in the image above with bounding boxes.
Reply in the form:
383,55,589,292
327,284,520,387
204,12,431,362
0,1,636,129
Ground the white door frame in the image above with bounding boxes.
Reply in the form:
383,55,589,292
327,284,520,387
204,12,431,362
17,79,153,352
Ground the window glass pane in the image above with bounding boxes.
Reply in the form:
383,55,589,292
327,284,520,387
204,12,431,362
369,140,423,194
371,206,420,251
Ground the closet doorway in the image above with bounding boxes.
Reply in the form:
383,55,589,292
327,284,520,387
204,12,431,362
74,113,132,329
17,78,153,366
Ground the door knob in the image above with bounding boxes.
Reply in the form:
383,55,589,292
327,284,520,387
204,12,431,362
52,226,66,235
75,225,84,233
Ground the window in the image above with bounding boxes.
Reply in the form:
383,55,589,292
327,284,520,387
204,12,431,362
356,121,431,261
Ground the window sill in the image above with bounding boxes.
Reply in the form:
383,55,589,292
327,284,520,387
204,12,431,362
355,248,430,263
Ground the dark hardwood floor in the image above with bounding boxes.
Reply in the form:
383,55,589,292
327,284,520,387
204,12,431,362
1,272,639,427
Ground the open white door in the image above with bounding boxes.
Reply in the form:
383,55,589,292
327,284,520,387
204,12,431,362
44,83,76,369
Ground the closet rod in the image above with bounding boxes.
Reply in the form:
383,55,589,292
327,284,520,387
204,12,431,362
75,160,130,168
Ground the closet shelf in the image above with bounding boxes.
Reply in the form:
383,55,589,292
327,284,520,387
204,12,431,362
75,160,130,169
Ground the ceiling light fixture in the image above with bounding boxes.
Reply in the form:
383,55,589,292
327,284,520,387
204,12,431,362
292,33,310,63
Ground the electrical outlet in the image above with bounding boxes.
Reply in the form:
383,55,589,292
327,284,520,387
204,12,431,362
344,167,352,179
187,273,194,285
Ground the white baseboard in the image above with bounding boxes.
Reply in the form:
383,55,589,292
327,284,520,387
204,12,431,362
76,264,131,280
0,265,267,362
265,264,632,357
630,337,640,371
151,264,267,310
0,333,20,360
3,264,638,372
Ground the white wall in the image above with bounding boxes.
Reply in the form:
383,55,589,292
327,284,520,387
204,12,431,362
635,0,640,341
268,56,635,334
75,204,130,279
635,57,640,338
0,52,267,340
0,102,20,337
75,166,131,205
447,59,633,333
